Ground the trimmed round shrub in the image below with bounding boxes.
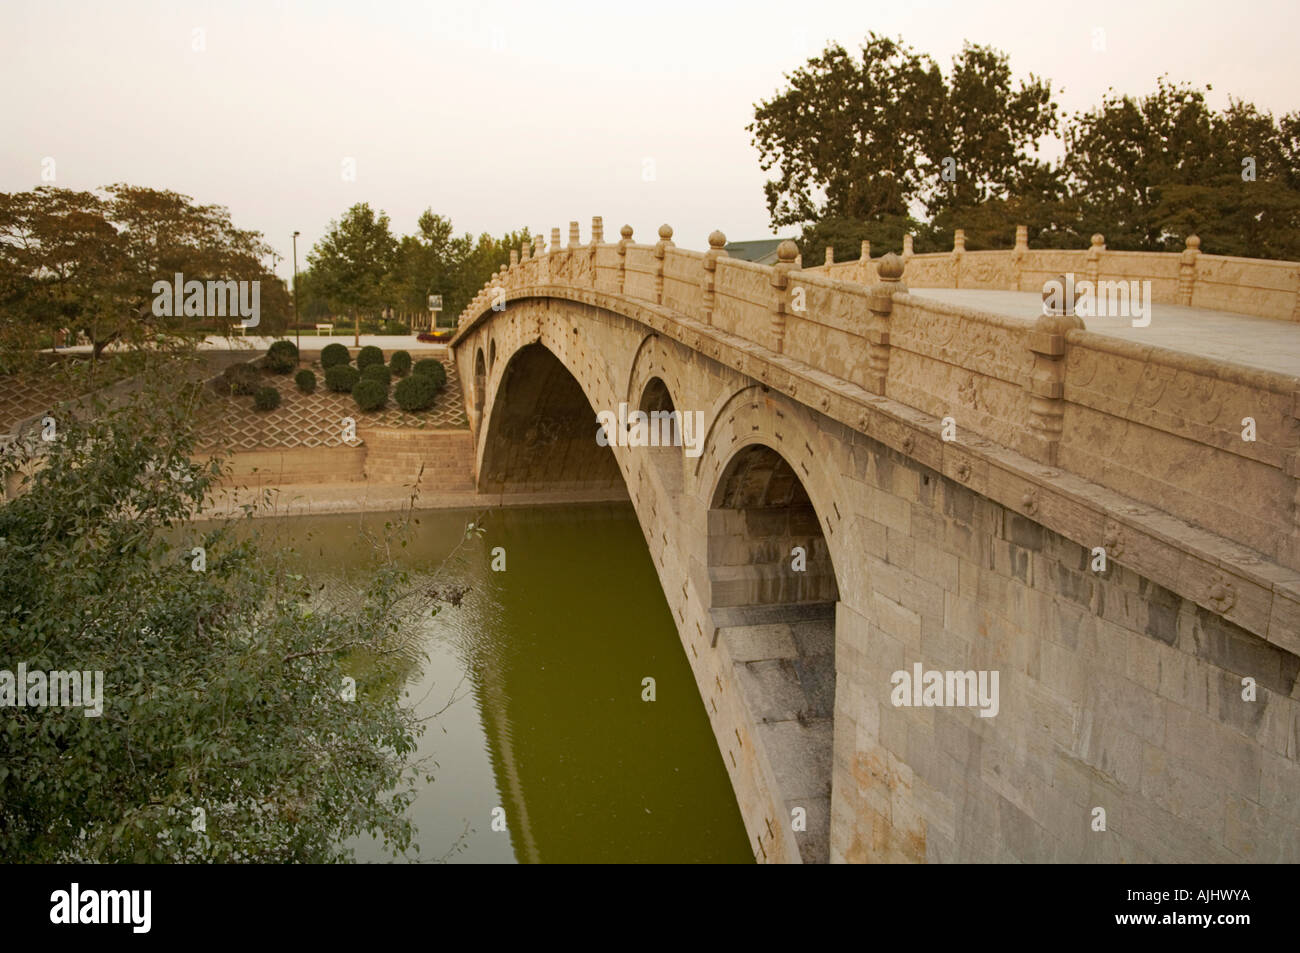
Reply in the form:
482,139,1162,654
389,350,412,377
320,342,350,369
394,373,437,412
412,358,447,390
325,364,360,393
352,378,388,411
357,345,384,371
265,339,298,373
222,362,261,396
361,363,391,388
253,386,281,411
294,369,316,393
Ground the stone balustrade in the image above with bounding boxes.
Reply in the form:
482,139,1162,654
454,218,1300,610
806,228,1300,323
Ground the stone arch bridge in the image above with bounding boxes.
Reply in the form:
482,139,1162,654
451,218,1300,863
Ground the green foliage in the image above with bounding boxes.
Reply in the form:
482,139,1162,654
221,362,261,396
394,373,437,412
389,350,412,377
325,364,360,393
0,367,433,862
754,43,1300,259
307,204,398,328
294,209,532,331
412,358,447,390
294,368,316,393
320,342,350,369
0,184,288,357
265,340,298,373
352,377,388,411
362,363,391,388
253,385,281,411
357,345,384,371
1062,79,1300,256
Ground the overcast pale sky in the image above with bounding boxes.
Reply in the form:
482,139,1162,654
2,0,1296,279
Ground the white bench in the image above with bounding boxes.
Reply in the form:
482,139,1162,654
316,323,334,335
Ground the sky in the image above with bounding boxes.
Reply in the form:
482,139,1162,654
2,0,1297,280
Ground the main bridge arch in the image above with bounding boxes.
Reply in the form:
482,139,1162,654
459,295,852,862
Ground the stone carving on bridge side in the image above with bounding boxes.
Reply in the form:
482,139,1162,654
770,240,800,354
653,224,674,305
1026,274,1086,466
1177,234,1201,306
617,225,634,295
702,230,728,326
865,252,905,394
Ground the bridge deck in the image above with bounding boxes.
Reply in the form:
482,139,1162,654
909,288,1300,378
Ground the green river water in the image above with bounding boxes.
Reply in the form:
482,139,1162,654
250,503,753,864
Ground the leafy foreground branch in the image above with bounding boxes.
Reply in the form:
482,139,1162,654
0,367,450,862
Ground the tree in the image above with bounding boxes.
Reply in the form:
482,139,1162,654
307,204,397,345
921,43,1059,225
750,36,1061,258
0,360,451,862
749,35,944,230
1062,78,1300,256
0,185,288,357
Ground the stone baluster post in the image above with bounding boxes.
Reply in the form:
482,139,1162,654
653,224,674,305
535,234,548,284
859,240,871,283
550,227,563,282
1178,235,1201,306
825,246,834,267
865,253,905,394
770,240,800,354
1027,275,1086,465
568,221,581,248
617,225,633,295
903,233,914,261
1086,233,1105,288
952,228,966,288
589,216,603,287
1013,225,1028,290
702,230,728,325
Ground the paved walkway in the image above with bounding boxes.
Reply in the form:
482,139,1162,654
909,288,1300,378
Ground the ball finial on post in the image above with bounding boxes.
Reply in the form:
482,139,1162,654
877,252,905,283
708,229,727,250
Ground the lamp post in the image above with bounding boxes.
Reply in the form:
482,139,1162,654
292,231,301,353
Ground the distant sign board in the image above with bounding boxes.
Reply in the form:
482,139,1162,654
428,295,443,311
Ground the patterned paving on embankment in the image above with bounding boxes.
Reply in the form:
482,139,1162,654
195,354,467,452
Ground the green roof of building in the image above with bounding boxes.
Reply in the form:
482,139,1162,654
723,238,792,265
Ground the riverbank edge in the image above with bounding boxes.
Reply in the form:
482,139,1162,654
198,482,631,520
